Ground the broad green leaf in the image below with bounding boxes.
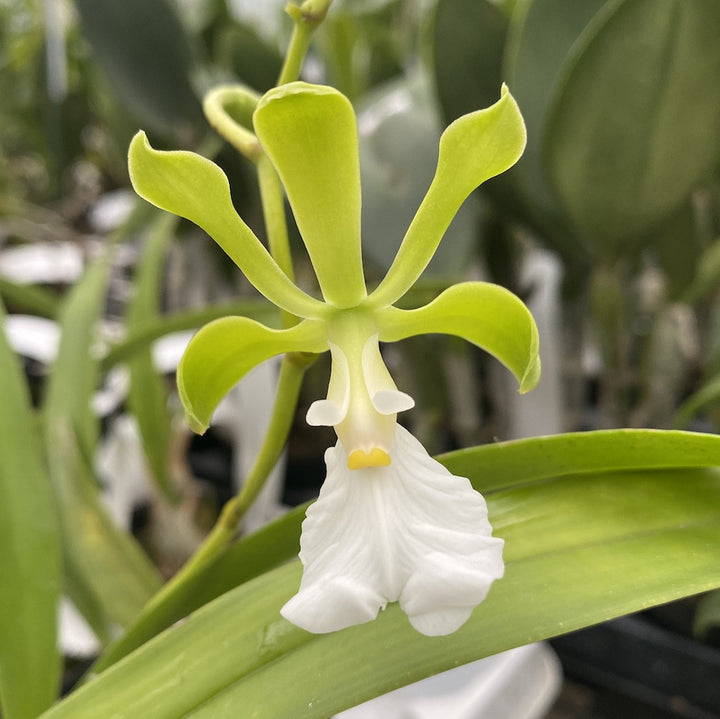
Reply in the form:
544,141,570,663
254,83,367,308
178,316,327,433
43,254,162,639
126,214,175,498
694,587,720,639
502,0,606,242
432,0,507,125
73,0,201,135
0,303,61,719
101,298,279,370
544,0,720,257
370,86,526,308
377,281,540,392
41,465,720,718
440,428,720,491
90,428,720,676
128,132,327,319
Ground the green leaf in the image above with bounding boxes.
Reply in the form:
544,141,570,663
73,0,201,135
126,214,175,498
377,281,540,393
370,86,526,308
0,303,62,719
128,132,327,319
674,375,720,429
544,0,720,256
502,0,606,243
440,428,720,491
178,316,327,434
254,83,367,308
40,464,720,718
43,255,162,639
0,277,60,318
91,428,720,676
431,0,508,125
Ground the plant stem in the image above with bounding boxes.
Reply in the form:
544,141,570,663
278,0,334,85
137,356,308,611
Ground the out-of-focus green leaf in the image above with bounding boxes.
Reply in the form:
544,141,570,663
674,375,720,430
214,25,284,93
73,0,201,135
378,281,540,392
0,277,60,318
126,214,175,498
0,303,61,719
88,428,720,677
431,0,507,123
544,0,720,257
43,254,162,640
40,462,720,718
503,0,606,249
100,298,280,370
695,587,720,639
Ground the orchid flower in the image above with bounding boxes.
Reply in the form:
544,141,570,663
128,81,539,636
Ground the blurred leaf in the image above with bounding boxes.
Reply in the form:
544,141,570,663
695,587,720,639
126,214,175,497
214,25,284,93
43,254,162,640
73,0,201,136
432,0,507,122
0,278,60,318
90,428,720,675
502,0,606,252
0,303,62,719
41,462,720,718
685,235,720,304
544,0,720,258
674,374,720,430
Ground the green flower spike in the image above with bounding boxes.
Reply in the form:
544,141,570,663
129,81,538,637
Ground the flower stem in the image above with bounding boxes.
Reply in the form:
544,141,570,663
278,0,334,85
146,357,308,600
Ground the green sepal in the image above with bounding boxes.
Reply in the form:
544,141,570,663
377,281,540,393
128,132,326,319
254,83,367,308
370,85,527,308
178,317,327,434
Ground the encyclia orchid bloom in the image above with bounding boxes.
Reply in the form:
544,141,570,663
128,81,540,636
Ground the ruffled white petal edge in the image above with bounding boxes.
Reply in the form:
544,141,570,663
281,424,504,636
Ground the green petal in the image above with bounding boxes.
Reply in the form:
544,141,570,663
178,317,327,433
128,132,326,319
370,86,526,308
254,83,366,308
377,281,540,393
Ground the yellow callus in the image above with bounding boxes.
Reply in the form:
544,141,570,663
347,447,391,470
